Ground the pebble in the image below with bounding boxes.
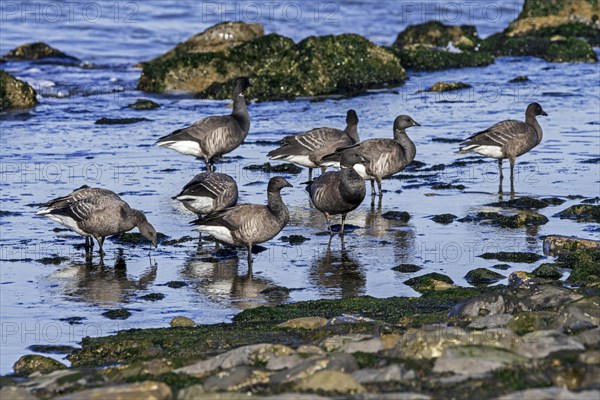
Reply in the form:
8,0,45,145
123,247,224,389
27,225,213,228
294,370,365,394
351,364,415,383
55,381,172,400
278,317,328,330
493,387,600,400
468,314,514,329
514,330,584,358
433,346,525,376
170,316,196,327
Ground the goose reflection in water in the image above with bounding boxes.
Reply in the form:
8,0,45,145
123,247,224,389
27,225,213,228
309,237,366,298
48,250,157,306
181,244,289,310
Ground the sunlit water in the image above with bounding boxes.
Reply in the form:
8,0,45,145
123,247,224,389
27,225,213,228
1,0,599,374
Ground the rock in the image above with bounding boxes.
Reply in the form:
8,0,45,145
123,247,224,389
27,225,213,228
381,211,411,222
404,273,454,292
294,370,365,394
577,327,600,347
280,235,310,245
19,369,106,397
392,21,494,70
487,196,550,209
103,359,173,381
202,366,271,392
269,353,359,385
339,337,388,354
351,364,415,383
244,162,302,174
449,293,520,318
493,387,600,400
392,264,422,273
13,355,66,375
458,211,548,228
431,214,457,224
468,314,514,329
296,345,325,356
140,293,164,302
509,75,529,82
508,271,536,288
507,311,557,335
0,386,37,400
513,330,584,358
557,204,600,223
425,81,471,92
0,70,37,109
95,117,149,125
430,183,466,190
492,264,512,270
579,350,600,364
524,285,583,310
320,334,373,352
170,316,196,327
556,297,600,333
433,346,525,376
266,354,306,371
4,42,77,60
139,30,406,101
532,263,563,280
102,309,132,320
278,317,328,330
149,22,264,64
465,268,505,286
128,99,160,110
175,344,294,378
478,252,543,263
560,248,600,285
55,381,172,400
176,384,205,400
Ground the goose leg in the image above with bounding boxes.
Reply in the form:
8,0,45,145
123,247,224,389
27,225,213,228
320,166,326,174
377,178,383,205
97,237,106,256
340,214,347,236
324,213,332,235
498,159,504,194
246,244,253,271
509,158,516,194
370,179,375,196
308,168,313,182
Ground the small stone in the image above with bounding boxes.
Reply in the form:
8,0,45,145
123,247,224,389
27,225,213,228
509,75,529,82
278,317,328,330
508,271,536,288
102,309,132,320
513,330,584,358
320,334,373,352
579,351,600,365
128,99,160,110
0,71,37,109
95,117,149,125
426,81,472,92
280,235,310,245
166,281,187,289
202,366,271,392
449,293,519,318
176,384,205,400
392,264,422,273
295,370,365,394
296,345,325,356
352,364,415,383
266,354,306,371
532,263,563,280
13,355,66,375
340,337,385,354
170,316,196,327
382,211,411,222
404,273,454,292
54,381,172,400
269,353,359,385
479,252,543,263
577,327,600,347
493,387,600,400
433,346,525,376
140,293,165,302
4,42,77,60
492,264,511,270
431,214,458,224
465,268,505,286
0,386,38,400
525,285,583,311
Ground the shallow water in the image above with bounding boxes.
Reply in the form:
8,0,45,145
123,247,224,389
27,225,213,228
1,0,599,374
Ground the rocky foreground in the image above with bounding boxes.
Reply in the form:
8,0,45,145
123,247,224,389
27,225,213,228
2,245,599,400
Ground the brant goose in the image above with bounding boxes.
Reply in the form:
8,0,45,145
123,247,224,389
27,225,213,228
173,172,238,214
267,110,360,180
156,77,252,171
306,152,368,235
192,176,293,267
458,102,547,194
322,115,420,203
36,187,157,255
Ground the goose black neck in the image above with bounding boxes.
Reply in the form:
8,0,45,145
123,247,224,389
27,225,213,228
267,190,288,218
344,123,359,144
394,129,417,161
525,114,543,144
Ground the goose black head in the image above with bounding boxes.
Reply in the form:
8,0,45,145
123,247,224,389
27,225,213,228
394,115,420,132
268,176,293,192
137,215,158,247
527,102,548,117
233,77,252,95
340,152,369,169
346,109,359,125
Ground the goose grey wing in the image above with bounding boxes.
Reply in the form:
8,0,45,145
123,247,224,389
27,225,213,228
50,195,127,223
461,120,534,148
42,187,118,209
193,204,264,231
307,172,340,206
269,128,345,157
157,116,237,143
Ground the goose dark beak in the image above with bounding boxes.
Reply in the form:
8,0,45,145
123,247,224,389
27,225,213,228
540,111,548,116
413,121,421,126
285,182,293,188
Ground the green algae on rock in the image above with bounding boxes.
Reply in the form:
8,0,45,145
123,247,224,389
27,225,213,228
425,81,472,92
13,355,67,375
458,211,549,228
479,252,543,263
404,273,454,292
532,263,564,280
431,214,458,224
543,235,600,255
0,70,37,110
559,248,600,285
243,162,302,174
4,42,78,60
487,196,551,209
138,30,406,101
128,99,160,110
465,268,505,287
557,204,600,223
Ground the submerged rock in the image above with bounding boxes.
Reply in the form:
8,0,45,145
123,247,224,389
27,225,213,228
557,204,600,223
4,42,77,60
13,355,66,375
392,264,422,273
465,268,505,286
128,99,160,110
531,263,563,280
392,21,494,70
170,316,196,328
509,75,529,82
381,211,411,222
458,211,548,228
0,70,37,109
139,28,406,101
559,248,600,285
543,235,600,255
404,273,454,292
244,162,302,174
425,81,472,92
95,117,150,125
478,252,543,263
487,196,551,209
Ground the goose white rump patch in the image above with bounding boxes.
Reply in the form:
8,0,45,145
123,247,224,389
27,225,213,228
157,140,202,157
470,145,504,159
272,154,314,168
196,225,235,245
177,196,214,214
41,213,88,236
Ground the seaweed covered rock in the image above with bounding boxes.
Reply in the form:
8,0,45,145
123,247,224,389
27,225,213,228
481,0,599,62
557,204,600,223
465,268,505,286
148,21,264,64
558,248,600,285
425,81,471,92
13,355,66,375
392,21,494,70
458,211,549,228
404,272,454,292
0,70,37,109
138,29,406,101
4,42,78,60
